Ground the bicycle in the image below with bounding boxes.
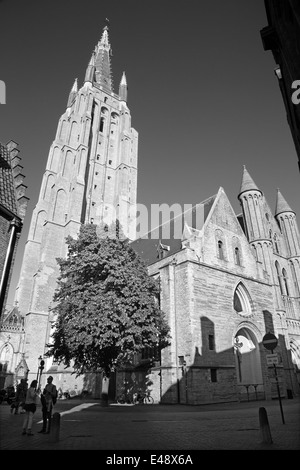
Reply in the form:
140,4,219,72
135,390,154,405
116,392,136,405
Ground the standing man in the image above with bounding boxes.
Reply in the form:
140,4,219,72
13,378,28,414
38,376,57,434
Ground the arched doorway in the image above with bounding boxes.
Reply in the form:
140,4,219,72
234,327,264,400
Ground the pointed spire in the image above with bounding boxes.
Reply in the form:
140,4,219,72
94,21,113,92
119,71,128,101
275,188,295,216
71,78,78,93
67,78,78,108
85,52,96,84
238,166,262,197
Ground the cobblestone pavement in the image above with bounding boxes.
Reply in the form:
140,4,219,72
1,396,299,457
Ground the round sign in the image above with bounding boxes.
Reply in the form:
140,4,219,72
262,332,278,351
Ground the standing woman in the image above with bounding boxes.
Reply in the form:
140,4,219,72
22,379,39,436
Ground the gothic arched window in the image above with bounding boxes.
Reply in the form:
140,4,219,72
274,234,279,254
275,261,284,295
233,283,252,316
282,268,290,296
289,260,300,296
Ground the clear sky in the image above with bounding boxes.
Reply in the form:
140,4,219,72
1,0,299,308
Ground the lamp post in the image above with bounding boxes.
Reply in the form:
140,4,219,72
234,336,243,382
36,356,45,390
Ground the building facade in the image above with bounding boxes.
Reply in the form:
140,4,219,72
0,140,29,388
260,0,300,172
0,24,138,392
131,168,300,403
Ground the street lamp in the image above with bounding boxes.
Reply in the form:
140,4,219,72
233,336,243,382
36,355,45,390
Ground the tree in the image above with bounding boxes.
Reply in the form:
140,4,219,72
47,223,170,378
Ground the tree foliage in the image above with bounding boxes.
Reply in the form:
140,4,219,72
47,223,170,376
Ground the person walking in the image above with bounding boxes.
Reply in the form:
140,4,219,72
38,376,57,434
22,379,39,436
13,379,28,415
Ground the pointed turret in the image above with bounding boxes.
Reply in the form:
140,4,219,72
238,166,267,243
119,71,128,102
94,22,113,92
238,165,262,198
67,78,78,108
275,189,300,257
275,189,295,216
84,52,96,84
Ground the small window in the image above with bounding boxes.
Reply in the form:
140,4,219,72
109,160,112,165
108,176,111,180
282,269,290,296
274,235,279,254
210,369,217,382
218,240,224,260
275,261,284,295
178,356,185,366
100,117,105,133
94,184,97,189
208,334,215,350
234,247,241,266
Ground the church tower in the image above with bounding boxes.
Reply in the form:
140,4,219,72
275,189,300,258
238,166,273,277
275,189,300,297
13,23,138,379
238,166,300,314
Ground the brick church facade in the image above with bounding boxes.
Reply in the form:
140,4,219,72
1,23,300,403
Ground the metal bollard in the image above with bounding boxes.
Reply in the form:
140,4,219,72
50,412,60,442
259,407,273,445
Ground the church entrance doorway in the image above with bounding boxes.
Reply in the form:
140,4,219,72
234,327,264,401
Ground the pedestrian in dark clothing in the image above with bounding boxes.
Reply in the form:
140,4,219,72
13,379,28,414
38,376,57,434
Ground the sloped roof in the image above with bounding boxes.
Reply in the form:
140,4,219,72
275,189,295,215
239,166,261,196
130,195,217,265
0,142,18,214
